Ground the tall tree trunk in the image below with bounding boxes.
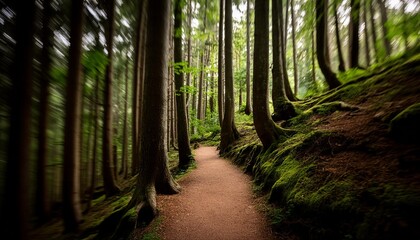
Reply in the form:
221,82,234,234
334,1,346,72
244,0,252,115
316,0,341,89
131,0,180,224
86,73,100,211
121,53,129,179
349,0,361,68
220,0,240,153
186,0,193,122
174,0,194,169
36,0,52,224
279,0,297,101
253,0,283,149
362,0,371,66
5,0,35,238
62,0,84,232
368,0,379,63
272,0,296,121
102,0,121,197
218,0,225,126
377,0,391,56
290,0,299,95
197,0,208,121
311,28,318,89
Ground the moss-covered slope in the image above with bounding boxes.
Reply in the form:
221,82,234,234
224,52,420,239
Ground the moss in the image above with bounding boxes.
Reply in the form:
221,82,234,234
389,103,420,143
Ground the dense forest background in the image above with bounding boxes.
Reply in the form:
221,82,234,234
0,0,419,239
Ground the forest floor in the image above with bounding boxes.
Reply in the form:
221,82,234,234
137,146,279,240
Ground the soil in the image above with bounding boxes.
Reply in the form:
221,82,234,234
157,146,278,240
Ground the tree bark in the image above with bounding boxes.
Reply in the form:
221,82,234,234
253,0,283,149
244,0,252,115
102,0,121,197
36,0,52,224
121,52,129,179
62,0,84,232
131,0,180,224
316,0,341,89
5,0,35,238
220,0,239,153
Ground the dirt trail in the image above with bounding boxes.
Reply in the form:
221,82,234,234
157,146,277,240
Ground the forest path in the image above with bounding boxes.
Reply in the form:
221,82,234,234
156,146,277,240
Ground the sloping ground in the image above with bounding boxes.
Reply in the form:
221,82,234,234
223,52,420,239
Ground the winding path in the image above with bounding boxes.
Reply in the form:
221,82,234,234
157,146,277,240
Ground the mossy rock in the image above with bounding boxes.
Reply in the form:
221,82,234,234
389,103,420,143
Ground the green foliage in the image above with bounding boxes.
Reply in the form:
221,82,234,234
190,110,220,142
82,50,108,79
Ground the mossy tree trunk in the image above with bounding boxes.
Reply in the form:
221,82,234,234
130,0,180,224
253,0,283,149
220,0,240,153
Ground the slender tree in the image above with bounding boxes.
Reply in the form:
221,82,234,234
218,0,224,126
362,0,371,66
377,0,392,56
130,0,180,223
368,0,379,62
5,0,35,238
244,0,252,115
220,0,240,153
174,0,195,169
62,0,84,232
315,0,341,89
253,0,283,149
349,0,361,68
120,52,130,179
102,0,121,197
36,0,53,223
272,0,296,121
290,0,299,95
333,0,346,72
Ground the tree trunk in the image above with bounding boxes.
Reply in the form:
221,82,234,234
244,0,252,115
279,0,296,101
220,0,240,153
290,0,299,95
174,0,194,169
377,0,391,56
131,0,180,224
253,0,283,149
272,0,296,121
197,0,208,121
5,0,35,238
334,1,346,72
62,0,84,232
218,0,225,126
349,0,361,68
368,0,379,63
316,0,341,89
121,52,129,179
36,0,52,224
102,0,121,197
362,0,371,66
